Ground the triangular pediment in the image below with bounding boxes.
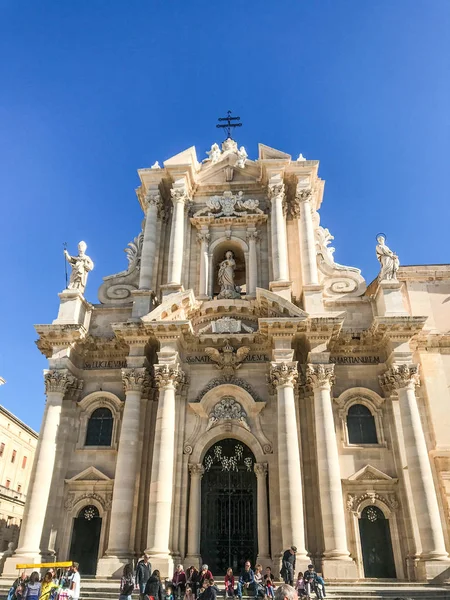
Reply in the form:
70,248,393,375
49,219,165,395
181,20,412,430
66,466,112,483
256,288,308,318
258,143,291,161
347,465,394,482
163,146,200,169
197,154,261,187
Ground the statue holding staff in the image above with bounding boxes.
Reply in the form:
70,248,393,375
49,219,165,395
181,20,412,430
64,241,94,293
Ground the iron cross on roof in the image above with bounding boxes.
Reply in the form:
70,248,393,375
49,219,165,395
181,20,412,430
216,110,242,139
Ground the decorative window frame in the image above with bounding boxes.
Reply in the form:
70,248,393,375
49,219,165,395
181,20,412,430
335,387,386,449
77,392,123,450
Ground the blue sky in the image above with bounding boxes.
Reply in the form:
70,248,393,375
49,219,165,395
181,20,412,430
1,1,449,430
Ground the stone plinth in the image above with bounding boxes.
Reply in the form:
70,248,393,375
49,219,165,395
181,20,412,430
375,280,408,316
53,289,91,327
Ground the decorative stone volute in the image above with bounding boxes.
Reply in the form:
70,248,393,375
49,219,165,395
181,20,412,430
254,462,268,478
154,364,186,389
268,362,298,389
121,368,151,393
44,369,77,395
188,464,205,478
379,364,420,393
305,363,335,390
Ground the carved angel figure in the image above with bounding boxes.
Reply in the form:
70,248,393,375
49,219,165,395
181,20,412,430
64,241,94,293
237,197,264,215
217,251,241,299
236,146,248,168
207,143,221,164
376,235,400,281
205,340,250,376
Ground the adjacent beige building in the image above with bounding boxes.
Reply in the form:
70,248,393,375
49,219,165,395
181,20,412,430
5,138,450,583
0,404,38,554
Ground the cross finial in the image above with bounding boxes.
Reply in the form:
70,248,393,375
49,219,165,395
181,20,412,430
216,110,242,140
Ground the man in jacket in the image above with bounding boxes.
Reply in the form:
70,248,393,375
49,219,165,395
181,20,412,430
136,554,152,600
281,547,297,586
236,561,256,598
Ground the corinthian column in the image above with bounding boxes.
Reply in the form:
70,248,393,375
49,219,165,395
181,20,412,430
380,365,449,562
139,190,162,290
293,187,319,286
246,229,259,297
306,364,354,571
103,368,150,561
268,177,289,283
14,370,77,559
146,365,186,571
166,186,189,289
197,232,210,299
185,464,204,565
269,363,308,558
254,462,270,563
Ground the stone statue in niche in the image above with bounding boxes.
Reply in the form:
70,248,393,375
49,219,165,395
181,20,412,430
64,241,94,293
376,234,400,281
217,251,241,299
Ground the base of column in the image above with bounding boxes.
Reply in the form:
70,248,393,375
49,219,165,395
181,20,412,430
256,554,272,567
3,553,47,577
96,555,132,578
184,554,202,569
320,557,358,580
145,551,174,578
161,283,184,298
269,280,292,301
416,557,450,582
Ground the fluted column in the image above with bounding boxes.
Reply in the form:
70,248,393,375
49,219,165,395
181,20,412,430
306,364,352,560
15,370,76,557
254,462,270,562
268,177,289,282
380,364,448,560
139,190,162,290
197,232,210,298
186,464,204,563
147,365,186,562
167,186,189,287
247,230,259,297
105,368,150,558
269,363,308,558
293,187,319,286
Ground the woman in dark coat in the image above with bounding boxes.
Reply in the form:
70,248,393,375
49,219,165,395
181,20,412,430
144,569,164,600
186,566,200,598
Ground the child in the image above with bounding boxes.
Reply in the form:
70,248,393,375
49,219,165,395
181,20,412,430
263,567,275,600
165,584,175,600
184,585,195,600
254,565,264,599
224,568,235,598
295,572,306,598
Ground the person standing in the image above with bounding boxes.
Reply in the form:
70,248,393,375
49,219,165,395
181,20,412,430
281,547,297,586
144,569,164,600
136,554,152,600
68,563,81,600
22,572,41,600
119,564,135,600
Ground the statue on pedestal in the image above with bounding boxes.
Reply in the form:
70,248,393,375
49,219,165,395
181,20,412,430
64,241,94,293
376,234,399,281
217,251,240,299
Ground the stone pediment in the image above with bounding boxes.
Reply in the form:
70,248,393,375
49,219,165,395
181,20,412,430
141,290,199,322
347,465,395,482
65,466,112,483
258,143,291,161
196,157,261,188
256,288,308,319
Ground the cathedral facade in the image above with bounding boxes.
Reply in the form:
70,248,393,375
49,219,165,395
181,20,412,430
6,138,450,582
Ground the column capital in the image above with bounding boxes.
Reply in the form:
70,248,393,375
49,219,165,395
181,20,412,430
44,369,77,395
269,362,298,389
289,188,315,219
379,363,420,393
267,180,285,203
122,367,151,393
254,462,268,478
246,230,260,243
143,190,162,208
197,232,210,245
154,364,187,390
188,463,205,478
306,363,335,390
170,186,190,205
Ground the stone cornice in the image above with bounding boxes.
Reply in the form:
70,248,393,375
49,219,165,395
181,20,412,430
35,324,88,358
369,316,427,343
379,364,420,393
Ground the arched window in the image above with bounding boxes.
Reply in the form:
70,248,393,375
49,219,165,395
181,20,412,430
85,408,113,446
347,404,378,444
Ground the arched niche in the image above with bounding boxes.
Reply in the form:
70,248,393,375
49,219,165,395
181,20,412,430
209,237,249,297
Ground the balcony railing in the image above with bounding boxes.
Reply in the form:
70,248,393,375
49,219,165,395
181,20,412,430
0,485,25,502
